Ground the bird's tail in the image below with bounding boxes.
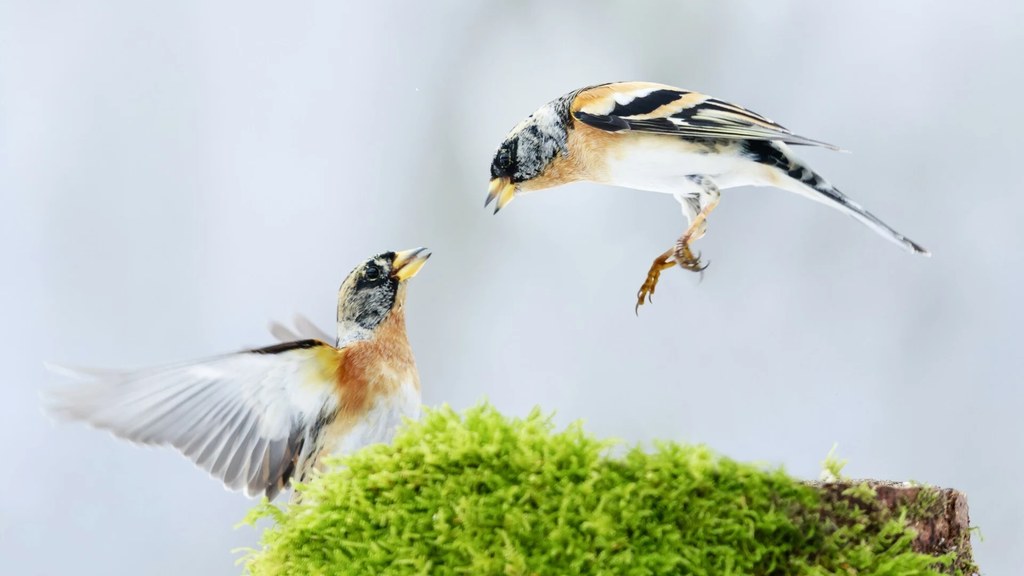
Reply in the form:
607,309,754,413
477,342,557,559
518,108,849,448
761,142,930,256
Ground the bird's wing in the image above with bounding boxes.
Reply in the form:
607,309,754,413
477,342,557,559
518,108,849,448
571,82,840,149
43,339,343,500
268,314,334,344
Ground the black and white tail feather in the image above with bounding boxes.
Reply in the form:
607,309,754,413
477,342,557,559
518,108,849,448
743,140,930,255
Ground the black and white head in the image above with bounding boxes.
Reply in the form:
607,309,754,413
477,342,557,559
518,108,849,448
486,91,575,213
336,248,431,342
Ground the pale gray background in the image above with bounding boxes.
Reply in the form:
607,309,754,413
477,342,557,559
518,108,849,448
2,1,1021,574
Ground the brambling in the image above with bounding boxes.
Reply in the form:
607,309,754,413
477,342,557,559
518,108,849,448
44,248,431,501
486,82,930,312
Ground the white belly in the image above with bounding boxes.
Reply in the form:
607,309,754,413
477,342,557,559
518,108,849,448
329,377,421,456
595,136,764,194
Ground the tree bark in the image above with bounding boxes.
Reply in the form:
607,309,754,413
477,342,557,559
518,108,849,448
812,481,975,575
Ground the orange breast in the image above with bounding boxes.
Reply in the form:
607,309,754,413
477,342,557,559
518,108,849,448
327,308,420,436
518,122,621,193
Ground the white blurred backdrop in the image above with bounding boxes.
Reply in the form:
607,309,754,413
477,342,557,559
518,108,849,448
2,1,1022,574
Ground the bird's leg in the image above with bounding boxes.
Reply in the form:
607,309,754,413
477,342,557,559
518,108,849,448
635,178,722,313
636,247,676,314
674,177,721,273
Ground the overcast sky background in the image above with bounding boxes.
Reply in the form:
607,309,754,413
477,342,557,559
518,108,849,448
2,1,1021,574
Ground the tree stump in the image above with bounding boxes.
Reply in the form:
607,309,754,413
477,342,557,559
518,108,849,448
812,481,975,575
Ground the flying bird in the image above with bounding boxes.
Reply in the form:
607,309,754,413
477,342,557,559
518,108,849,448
44,248,431,501
486,82,929,312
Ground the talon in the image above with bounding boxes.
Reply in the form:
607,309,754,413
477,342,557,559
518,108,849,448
674,244,711,274
635,275,657,313
695,260,710,283
686,258,708,273
635,250,676,313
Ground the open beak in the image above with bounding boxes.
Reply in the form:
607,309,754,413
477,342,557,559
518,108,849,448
392,247,431,281
485,177,517,214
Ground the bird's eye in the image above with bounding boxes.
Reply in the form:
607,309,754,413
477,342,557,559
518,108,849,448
364,265,381,281
497,148,512,169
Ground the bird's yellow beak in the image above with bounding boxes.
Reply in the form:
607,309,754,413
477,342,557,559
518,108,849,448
485,177,517,214
392,247,431,281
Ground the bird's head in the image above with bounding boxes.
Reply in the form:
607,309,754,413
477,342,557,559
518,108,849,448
336,248,431,339
487,99,571,213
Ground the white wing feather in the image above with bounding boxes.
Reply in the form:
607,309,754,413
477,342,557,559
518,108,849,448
43,345,340,500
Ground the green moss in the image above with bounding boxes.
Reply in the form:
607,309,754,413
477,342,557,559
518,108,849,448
905,485,943,524
820,444,849,482
240,403,949,576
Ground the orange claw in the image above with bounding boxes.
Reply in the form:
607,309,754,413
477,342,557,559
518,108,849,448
635,249,676,314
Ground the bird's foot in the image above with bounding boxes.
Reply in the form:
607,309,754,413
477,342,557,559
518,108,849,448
674,238,708,274
635,250,676,314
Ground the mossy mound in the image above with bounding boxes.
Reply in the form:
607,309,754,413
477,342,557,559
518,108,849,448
241,404,949,575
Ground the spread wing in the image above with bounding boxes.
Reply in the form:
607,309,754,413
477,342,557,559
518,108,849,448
571,81,840,149
43,339,343,500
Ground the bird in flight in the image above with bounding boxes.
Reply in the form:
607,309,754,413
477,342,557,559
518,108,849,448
487,82,929,312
